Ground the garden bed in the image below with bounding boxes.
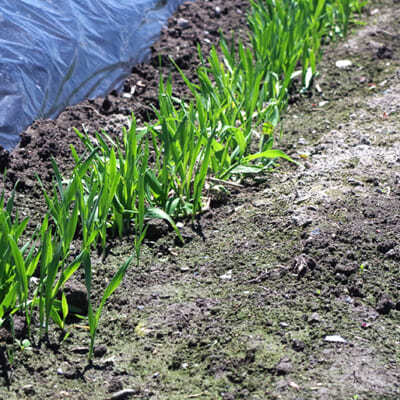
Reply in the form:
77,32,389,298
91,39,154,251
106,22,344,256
0,0,399,399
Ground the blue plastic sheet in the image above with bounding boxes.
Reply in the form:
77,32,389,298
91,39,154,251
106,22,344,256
0,0,185,150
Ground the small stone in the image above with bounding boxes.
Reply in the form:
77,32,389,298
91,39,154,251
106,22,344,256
275,378,287,389
304,161,312,169
176,18,190,29
385,249,396,258
275,359,294,375
220,270,232,280
347,178,363,186
22,384,35,396
71,347,88,354
253,199,267,207
291,214,312,228
376,293,394,315
308,312,322,324
63,369,78,379
334,263,358,276
93,345,107,358
335,60,352,69
288,381,301,390
344,296,353,304
58,391,71,397
324,335,347,343
111,389,137,400
214,6,221,17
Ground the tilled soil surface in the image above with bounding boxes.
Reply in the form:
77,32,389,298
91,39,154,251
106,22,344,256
1,1,400,399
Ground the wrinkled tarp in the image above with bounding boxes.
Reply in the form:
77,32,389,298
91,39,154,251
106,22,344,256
0,0,185,150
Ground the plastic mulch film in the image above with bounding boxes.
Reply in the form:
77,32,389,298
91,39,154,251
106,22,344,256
0,0,185,150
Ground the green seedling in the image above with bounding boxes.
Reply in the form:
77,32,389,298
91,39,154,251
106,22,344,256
36,215,83,336
0,0,362,361
148,77,219,218
0,184,40,333
84,251,134,361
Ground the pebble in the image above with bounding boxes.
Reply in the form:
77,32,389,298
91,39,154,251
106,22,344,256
275,359,294,375
344,296,353,304
253,199,267,207
291,214,312,228
214,6,221,17
22,385,35,396
304,161,312,169
71,347,88,354
288,381,301,390
324,335,347,343
334,263,358,276
385,248,396,258
308,312,322,324
111,389,137,400
347,178,364,186
275,378,287,389
93,345,107,358
335,59,352,69
220,270,232,280
177,18,190,29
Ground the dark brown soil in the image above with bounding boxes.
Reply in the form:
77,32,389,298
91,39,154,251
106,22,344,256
1,1,400,399
0,0,249,196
